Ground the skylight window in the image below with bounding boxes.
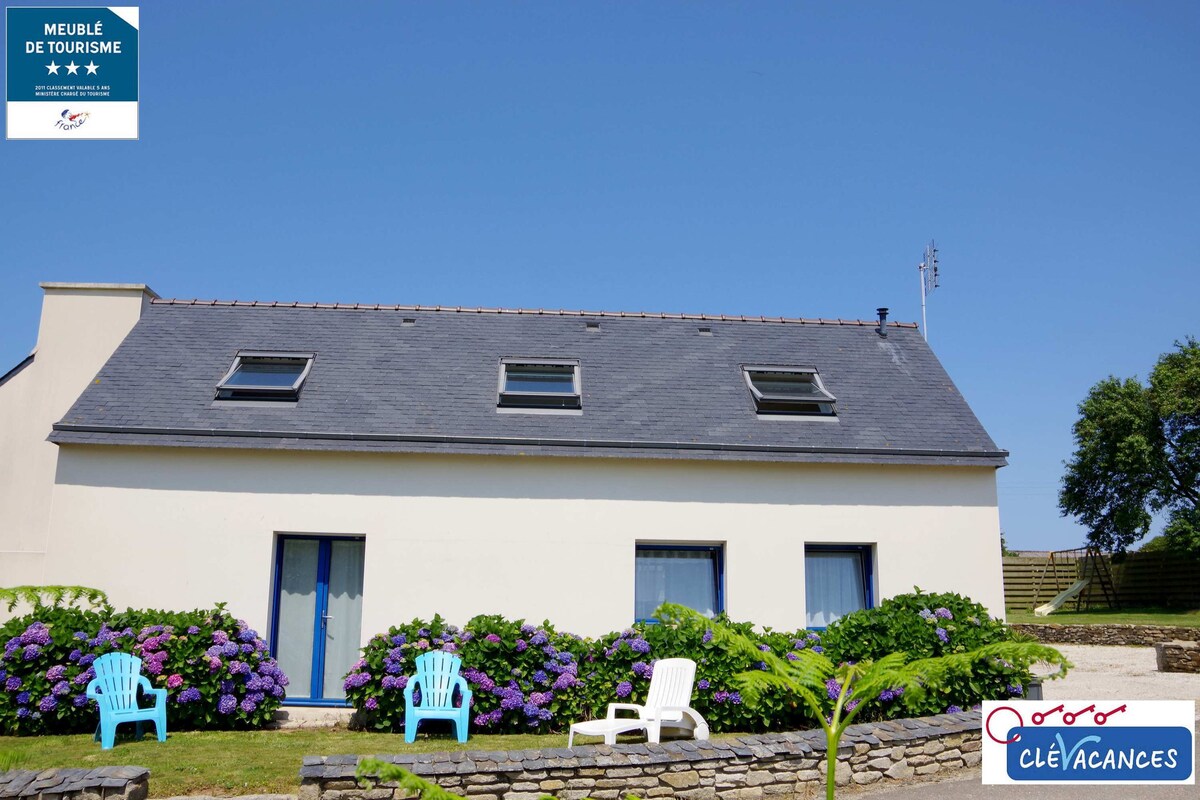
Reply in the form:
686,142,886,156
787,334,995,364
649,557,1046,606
216,352,313,402
498,359,581,409
743,366,836,416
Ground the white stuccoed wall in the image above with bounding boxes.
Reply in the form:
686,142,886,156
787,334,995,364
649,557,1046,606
0,283,155,588
44,444,1005,638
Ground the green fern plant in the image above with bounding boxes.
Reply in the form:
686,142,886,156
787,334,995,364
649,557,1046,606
656,603,1070,800
357,758,492,800
0,585,110,613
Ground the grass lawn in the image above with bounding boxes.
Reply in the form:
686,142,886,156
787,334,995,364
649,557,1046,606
0,729,563,796
0,727,741,796
1007,607,1200,626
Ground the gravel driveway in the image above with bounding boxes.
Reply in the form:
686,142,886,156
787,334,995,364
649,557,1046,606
1036,644,1200,707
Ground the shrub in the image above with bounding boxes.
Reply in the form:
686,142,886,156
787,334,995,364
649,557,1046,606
0,600,287,735
348,591,1052,734
818,588,1035,716
345,612,823,734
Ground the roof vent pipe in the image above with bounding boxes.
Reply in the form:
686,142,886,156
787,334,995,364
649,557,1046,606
876,307,889,338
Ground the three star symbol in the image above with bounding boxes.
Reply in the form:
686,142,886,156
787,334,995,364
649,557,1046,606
45,60,100,76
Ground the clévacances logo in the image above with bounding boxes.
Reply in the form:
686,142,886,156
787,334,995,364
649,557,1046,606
982,700,1195,784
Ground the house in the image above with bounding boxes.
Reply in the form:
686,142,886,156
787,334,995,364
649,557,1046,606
0,282,1008,705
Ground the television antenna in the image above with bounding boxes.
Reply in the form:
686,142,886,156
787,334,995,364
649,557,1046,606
918,240,939,341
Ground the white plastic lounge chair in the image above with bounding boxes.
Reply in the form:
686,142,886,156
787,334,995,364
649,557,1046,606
568,657,710,747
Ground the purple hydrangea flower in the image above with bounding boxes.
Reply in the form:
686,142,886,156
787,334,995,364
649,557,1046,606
45,665,66,682
786,652,799,661
38,695,57,712
390,633,407,646
713,690,729,703
632,661,653,679
1007,684,1024,696
825,678,843,701
919,609,935,621
212,630,229,646
697,679,710,690
222,642,240,657
934,608,954,620
757,644,771,652
167,674,184,689
16,707,29,719
702,629,714,644
177,687,202,703
5,676,22,691
879,687,905,702
515,639,527,652
484,633,502,643
936,628,949,644
343,671,372,691
946,705,963,714
240,697,257,713
79,654,95,667
52,681,70,696
67,649,82,662
187,625,201,635
22,644,41,661
16,691,31,705
72,694,89,707
20,624,52,647
532,670,549,685
629,638,651,654
615,681,632,698
520,624,536,635
529,631,549,646
845,699,858,712
552,672,577,691
812,645,824,654
364,697,378,711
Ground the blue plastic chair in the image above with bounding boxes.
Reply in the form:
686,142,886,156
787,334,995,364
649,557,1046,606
404,651,472,743
86,652,167,749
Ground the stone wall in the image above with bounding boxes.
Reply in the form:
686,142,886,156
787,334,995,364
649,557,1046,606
0,767,148,800
1011,623,1200,647
1155,641,1200,673
301,712,982,800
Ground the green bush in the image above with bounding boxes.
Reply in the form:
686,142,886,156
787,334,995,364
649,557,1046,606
819,588,1031,716
0,601,287,735
348,591,1044,734
347,613,829,734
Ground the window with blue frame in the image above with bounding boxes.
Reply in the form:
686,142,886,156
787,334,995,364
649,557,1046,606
804,545,873,628
634,544,723,621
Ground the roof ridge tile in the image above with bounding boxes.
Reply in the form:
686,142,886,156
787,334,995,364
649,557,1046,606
147,297,921,328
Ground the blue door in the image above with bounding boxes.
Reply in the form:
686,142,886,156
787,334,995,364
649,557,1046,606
271,536,365,704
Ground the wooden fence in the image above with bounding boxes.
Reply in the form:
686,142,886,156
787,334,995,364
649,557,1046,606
1003,552,1200,611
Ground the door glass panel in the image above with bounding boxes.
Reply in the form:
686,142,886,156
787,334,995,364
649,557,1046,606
805,550,866,628
322,540,365,700
275,539,319,700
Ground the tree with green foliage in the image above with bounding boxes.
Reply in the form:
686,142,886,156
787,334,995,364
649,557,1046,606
1060,338,1200,556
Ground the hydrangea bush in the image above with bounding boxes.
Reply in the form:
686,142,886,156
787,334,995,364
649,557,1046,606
0,602,286,735
347,591,1041,735
818,588,1033,717
346,613,823,734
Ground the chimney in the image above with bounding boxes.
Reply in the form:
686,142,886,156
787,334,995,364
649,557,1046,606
876,307,889,338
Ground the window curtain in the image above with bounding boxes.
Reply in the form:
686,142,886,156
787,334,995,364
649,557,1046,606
322,540,365,700
805,550,866,628
635,549,718,619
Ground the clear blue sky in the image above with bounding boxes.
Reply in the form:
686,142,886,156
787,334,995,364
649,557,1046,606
2,1,1197,551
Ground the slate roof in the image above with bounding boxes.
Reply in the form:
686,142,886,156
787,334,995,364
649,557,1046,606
48,299,1007,467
